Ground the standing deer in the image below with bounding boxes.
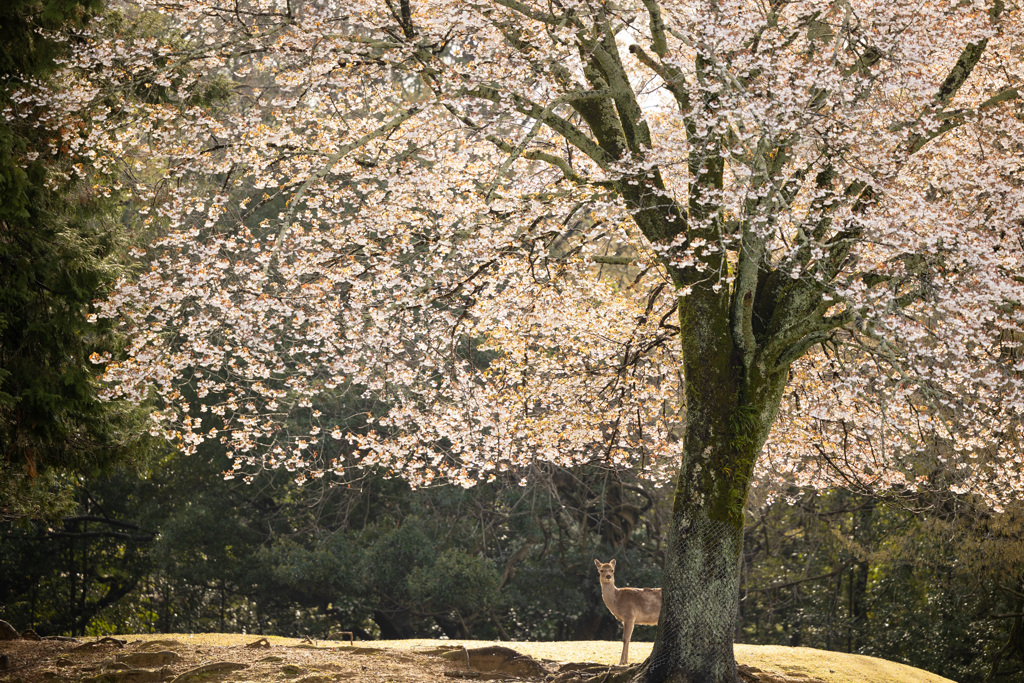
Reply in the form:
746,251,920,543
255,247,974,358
594,559,662,665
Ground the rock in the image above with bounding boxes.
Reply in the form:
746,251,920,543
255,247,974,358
441,646,549,678
21,629,41,641
133,640,183,652
244,637,271,649
74,638,126,651
0,620,20,641
737,665,828,683
168,661,247,683
85,669,167,683
117,652,180,668
738,665,761,682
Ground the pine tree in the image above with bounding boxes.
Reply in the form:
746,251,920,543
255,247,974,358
0,0,146,520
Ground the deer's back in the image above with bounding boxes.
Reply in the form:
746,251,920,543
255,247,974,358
608,587,662,625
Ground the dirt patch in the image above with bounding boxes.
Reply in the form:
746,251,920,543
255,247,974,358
0,636,453,683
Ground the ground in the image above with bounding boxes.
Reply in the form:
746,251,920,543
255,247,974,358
0,633,956,683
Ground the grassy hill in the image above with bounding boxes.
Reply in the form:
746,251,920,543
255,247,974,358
103,634,954,683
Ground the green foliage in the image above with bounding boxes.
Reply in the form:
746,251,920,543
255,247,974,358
187,76,236,108
362,519,438,599
407,548,501,615
257,535,363,599
0,432,668,641
0,0,150,521
0,464,77,520
0,0,102,79
739,491,1024,682
5,429,1021,683
0,470,154,635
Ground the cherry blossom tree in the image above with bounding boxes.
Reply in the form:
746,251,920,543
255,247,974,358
23,0,1024,680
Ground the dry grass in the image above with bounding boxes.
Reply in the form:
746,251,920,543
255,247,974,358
114,634,954,683
1,633,955,683
733,644,954,683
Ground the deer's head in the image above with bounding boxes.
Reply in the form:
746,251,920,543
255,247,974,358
594,558,616,585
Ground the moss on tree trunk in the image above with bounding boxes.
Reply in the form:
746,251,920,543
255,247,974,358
633,274,788,682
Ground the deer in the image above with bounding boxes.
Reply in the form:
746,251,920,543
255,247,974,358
594,559,662,666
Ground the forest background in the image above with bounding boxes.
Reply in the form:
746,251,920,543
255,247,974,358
1,0,1023,682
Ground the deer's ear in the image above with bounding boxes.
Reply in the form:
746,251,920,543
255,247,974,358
610,559,616,569
594,559,601,568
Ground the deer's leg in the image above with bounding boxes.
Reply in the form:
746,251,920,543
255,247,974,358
620,617,635,666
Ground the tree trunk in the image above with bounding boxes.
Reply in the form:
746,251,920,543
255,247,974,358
569,26,800,678
849,501,873,652
645,510,744,682
637,276,789,683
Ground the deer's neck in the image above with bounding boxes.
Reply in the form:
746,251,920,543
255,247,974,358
601,581,623,611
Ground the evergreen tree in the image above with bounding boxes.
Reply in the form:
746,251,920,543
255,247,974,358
0,0,145,520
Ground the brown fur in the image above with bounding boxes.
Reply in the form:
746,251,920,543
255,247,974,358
594,559,662,665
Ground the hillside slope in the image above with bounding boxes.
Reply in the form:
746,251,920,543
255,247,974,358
0,633,955,683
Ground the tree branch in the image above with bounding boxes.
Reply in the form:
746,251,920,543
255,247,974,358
639,0,668,57
468,85,617,171
264,103,423,275
629,43,691,114
907,85,1021,154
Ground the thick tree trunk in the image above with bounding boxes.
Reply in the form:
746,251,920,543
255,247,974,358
849,500,873,652
638,415,755,683
635,277,789,682
638,383,785,683
645,511,743,682
584,35,796,677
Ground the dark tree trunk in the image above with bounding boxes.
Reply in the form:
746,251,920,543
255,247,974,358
565,17,809,682
849,501,873,652
645,511,743,682
372,609,415,639
433,615,462,640
639,405,782,683
635,277,789,683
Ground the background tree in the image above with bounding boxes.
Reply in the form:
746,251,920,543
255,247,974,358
31,1,1024,681
0,0,149,521
740,492,1024,682
0,438,672,641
